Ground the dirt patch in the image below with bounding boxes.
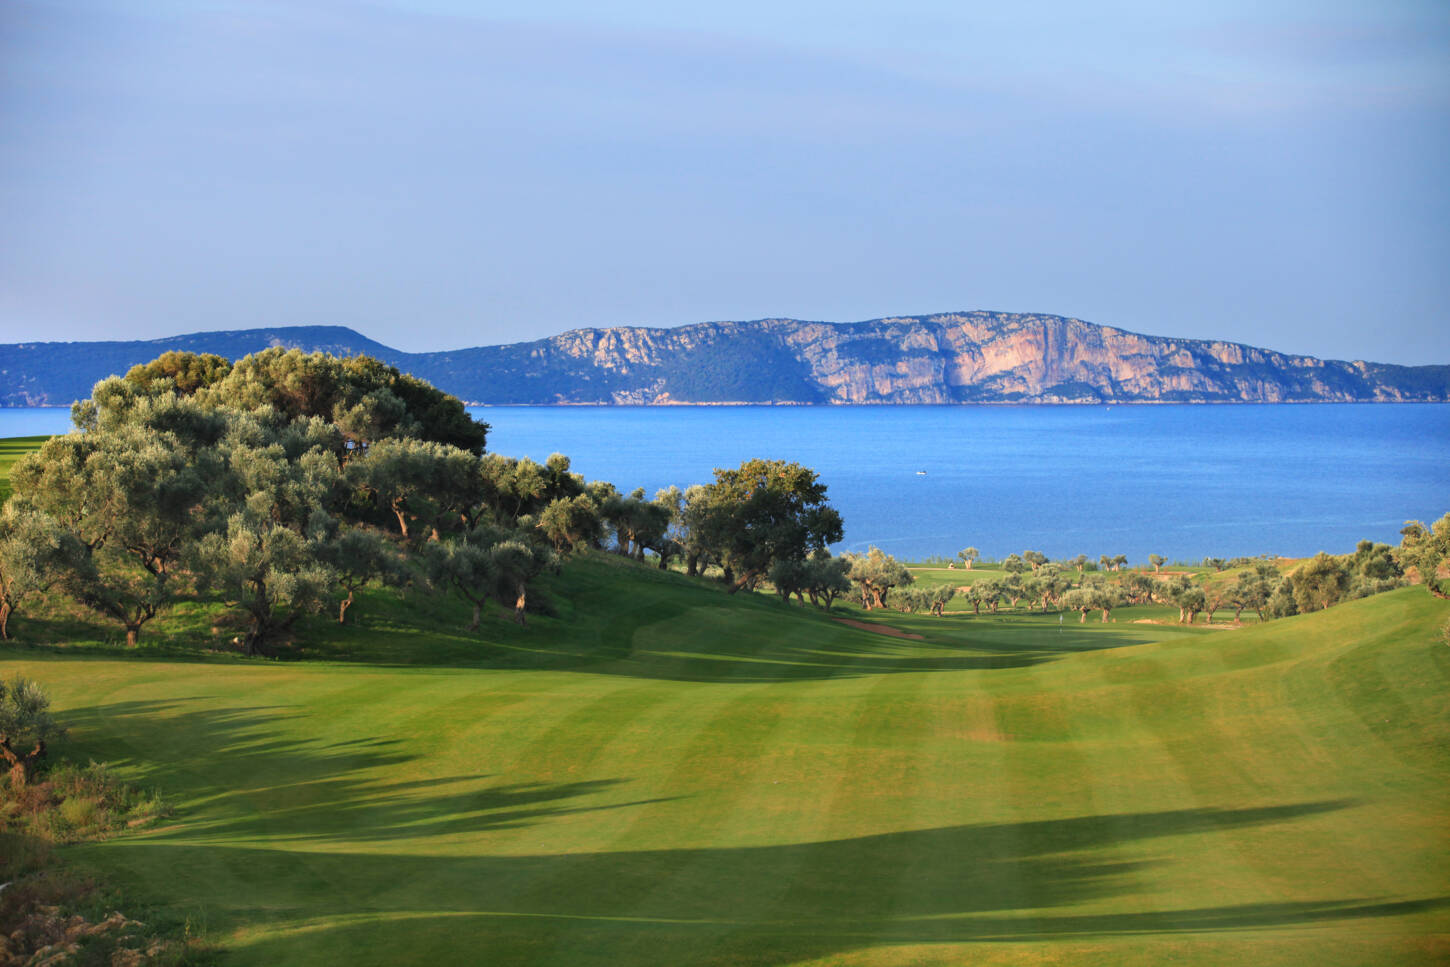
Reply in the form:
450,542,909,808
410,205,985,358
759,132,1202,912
833,618,925,640
1132,617,1237,631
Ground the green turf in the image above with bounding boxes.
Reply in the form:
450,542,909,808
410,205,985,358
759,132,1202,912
3,555,1446,966
0,434,47,503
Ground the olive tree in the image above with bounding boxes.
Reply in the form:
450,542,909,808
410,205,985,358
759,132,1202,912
537,494,604,554
0,675,64,789
804,553,853,610
843,546,913,610
0,506,80,641
686,459,842,594
1165,575,1206,624
1398,514,1449,598
927,584,956,616
12,404,227,646
316,526,406,624
1230,562,1277,622
187,428,342,655
346,437,481,541
1285,552,1351,614
957,547,980,570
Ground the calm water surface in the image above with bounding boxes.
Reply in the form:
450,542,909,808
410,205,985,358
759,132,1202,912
4,404,1447,561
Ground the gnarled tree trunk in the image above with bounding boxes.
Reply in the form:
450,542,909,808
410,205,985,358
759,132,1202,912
0,736,46,789
513,583,528,626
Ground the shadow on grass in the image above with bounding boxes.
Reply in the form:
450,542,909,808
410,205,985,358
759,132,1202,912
60,700,682,845
74,798,1450,965
0,554,1181,683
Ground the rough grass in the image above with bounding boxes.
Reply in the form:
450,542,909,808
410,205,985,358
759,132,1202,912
2,554,1446,966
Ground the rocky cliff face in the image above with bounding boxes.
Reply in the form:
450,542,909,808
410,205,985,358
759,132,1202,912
495,312,1446,404
3,313,1446,406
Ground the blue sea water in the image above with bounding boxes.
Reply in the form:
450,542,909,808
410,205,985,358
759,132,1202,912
4,404,1447,561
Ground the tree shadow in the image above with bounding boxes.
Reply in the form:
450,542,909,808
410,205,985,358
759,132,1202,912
77,798,1450,965
59,700,682,845
1,560,1176,684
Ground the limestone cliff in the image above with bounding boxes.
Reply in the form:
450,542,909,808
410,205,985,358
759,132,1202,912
447,312,1448,404
3,313,1447,406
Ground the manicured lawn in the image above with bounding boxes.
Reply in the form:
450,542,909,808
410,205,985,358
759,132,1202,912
0,434,47,503
3,556,1446,965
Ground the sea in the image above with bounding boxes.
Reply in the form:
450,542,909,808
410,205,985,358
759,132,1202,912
4,404,1447,562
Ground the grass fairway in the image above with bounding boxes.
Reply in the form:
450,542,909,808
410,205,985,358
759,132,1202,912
3,558,1447,966
0,434,47,503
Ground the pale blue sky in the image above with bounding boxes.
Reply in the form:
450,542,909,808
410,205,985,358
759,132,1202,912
2,1,1446,363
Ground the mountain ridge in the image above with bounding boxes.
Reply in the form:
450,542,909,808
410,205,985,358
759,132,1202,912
3,311,1448,406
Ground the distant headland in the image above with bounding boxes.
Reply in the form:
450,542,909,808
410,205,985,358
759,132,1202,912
3,311,1447,406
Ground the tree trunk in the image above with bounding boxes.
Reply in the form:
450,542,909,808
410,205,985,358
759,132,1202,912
392,503,411,539
1100,609,1110,622
722,565,734,585
468,601,481,632
513,582,528,626
339,591,354,624
125,623,140,648
726,571,756,595
1079,610,1087,623
686,553,699,578
0,601,10,641
0,737,44,789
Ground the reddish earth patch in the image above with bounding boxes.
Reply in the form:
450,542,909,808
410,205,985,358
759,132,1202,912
833,618,925,640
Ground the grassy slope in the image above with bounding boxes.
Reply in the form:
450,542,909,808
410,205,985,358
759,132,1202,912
2,557,1446,966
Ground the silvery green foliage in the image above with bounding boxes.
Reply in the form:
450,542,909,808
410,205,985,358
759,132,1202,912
0,675,63,787
11,394,232,645
192,513,338,656
0,505,80,640
186,419,345,655
1398,514,1450,597
423,528,559,630
842,546,912,610
0,675,61,749
345,437,481,541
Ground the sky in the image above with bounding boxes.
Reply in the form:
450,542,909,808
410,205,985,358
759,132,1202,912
1,1,1447,364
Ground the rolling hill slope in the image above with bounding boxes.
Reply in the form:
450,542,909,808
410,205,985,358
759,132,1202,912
3,559,1446,966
